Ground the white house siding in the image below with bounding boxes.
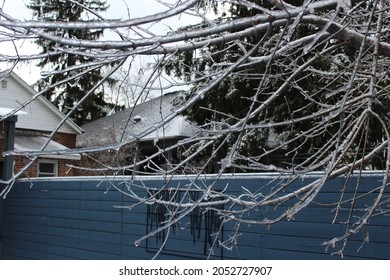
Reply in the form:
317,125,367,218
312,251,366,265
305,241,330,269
0,74,77,134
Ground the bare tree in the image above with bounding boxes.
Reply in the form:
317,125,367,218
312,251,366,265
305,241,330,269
0,0,389,257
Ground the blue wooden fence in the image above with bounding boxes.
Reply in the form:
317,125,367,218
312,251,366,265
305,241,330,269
0,172,389,260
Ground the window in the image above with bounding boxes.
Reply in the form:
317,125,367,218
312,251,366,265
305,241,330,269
37,160,58,177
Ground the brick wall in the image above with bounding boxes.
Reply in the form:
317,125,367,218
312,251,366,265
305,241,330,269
0,124,79,178
13,155,36,178
57,159,77,176
53,133,78,176
11,131,78,178
75,143,136,176
75,150,124,176
53,132,77,149
13,156,77,178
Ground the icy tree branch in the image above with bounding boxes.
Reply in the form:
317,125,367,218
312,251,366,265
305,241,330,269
1,0,389,258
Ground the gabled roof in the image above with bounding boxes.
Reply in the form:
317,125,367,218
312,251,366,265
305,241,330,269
77,91,199,147
0,70,83,135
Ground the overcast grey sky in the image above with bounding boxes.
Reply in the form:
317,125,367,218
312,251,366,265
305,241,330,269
0,0,199,84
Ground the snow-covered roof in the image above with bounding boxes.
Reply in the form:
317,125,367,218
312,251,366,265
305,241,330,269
15,136,81,160
77,92,199,147
0,107,27,117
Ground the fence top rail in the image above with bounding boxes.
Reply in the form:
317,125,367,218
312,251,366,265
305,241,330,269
16,170,388,183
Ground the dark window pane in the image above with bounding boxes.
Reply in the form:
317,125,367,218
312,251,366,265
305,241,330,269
39,163,55,173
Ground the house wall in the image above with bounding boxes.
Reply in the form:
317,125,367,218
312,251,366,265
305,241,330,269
0,126,77,178
1,71,82,178
53,132,77,149
8,130,78,178
1,173,389,260
74,151,126,177
13,156,77,178
74,147,135,177
0,74,77,134
75,139,188,177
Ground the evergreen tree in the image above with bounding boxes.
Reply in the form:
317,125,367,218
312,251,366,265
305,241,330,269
165,0,389,172
28,0,123,125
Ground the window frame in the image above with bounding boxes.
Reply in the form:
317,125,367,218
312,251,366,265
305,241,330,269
37,159,58,177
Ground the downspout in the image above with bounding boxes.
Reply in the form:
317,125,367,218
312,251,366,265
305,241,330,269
0,115,18,259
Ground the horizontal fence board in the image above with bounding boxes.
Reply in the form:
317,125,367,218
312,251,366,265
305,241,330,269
2,230,48,246
47,217,123,234
1,222,48,235
46,244,121,260
1,172,389,260
47,235,122,255
259,248,361,260
1,245,48,260
2,236,48,253
47,227,122,244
